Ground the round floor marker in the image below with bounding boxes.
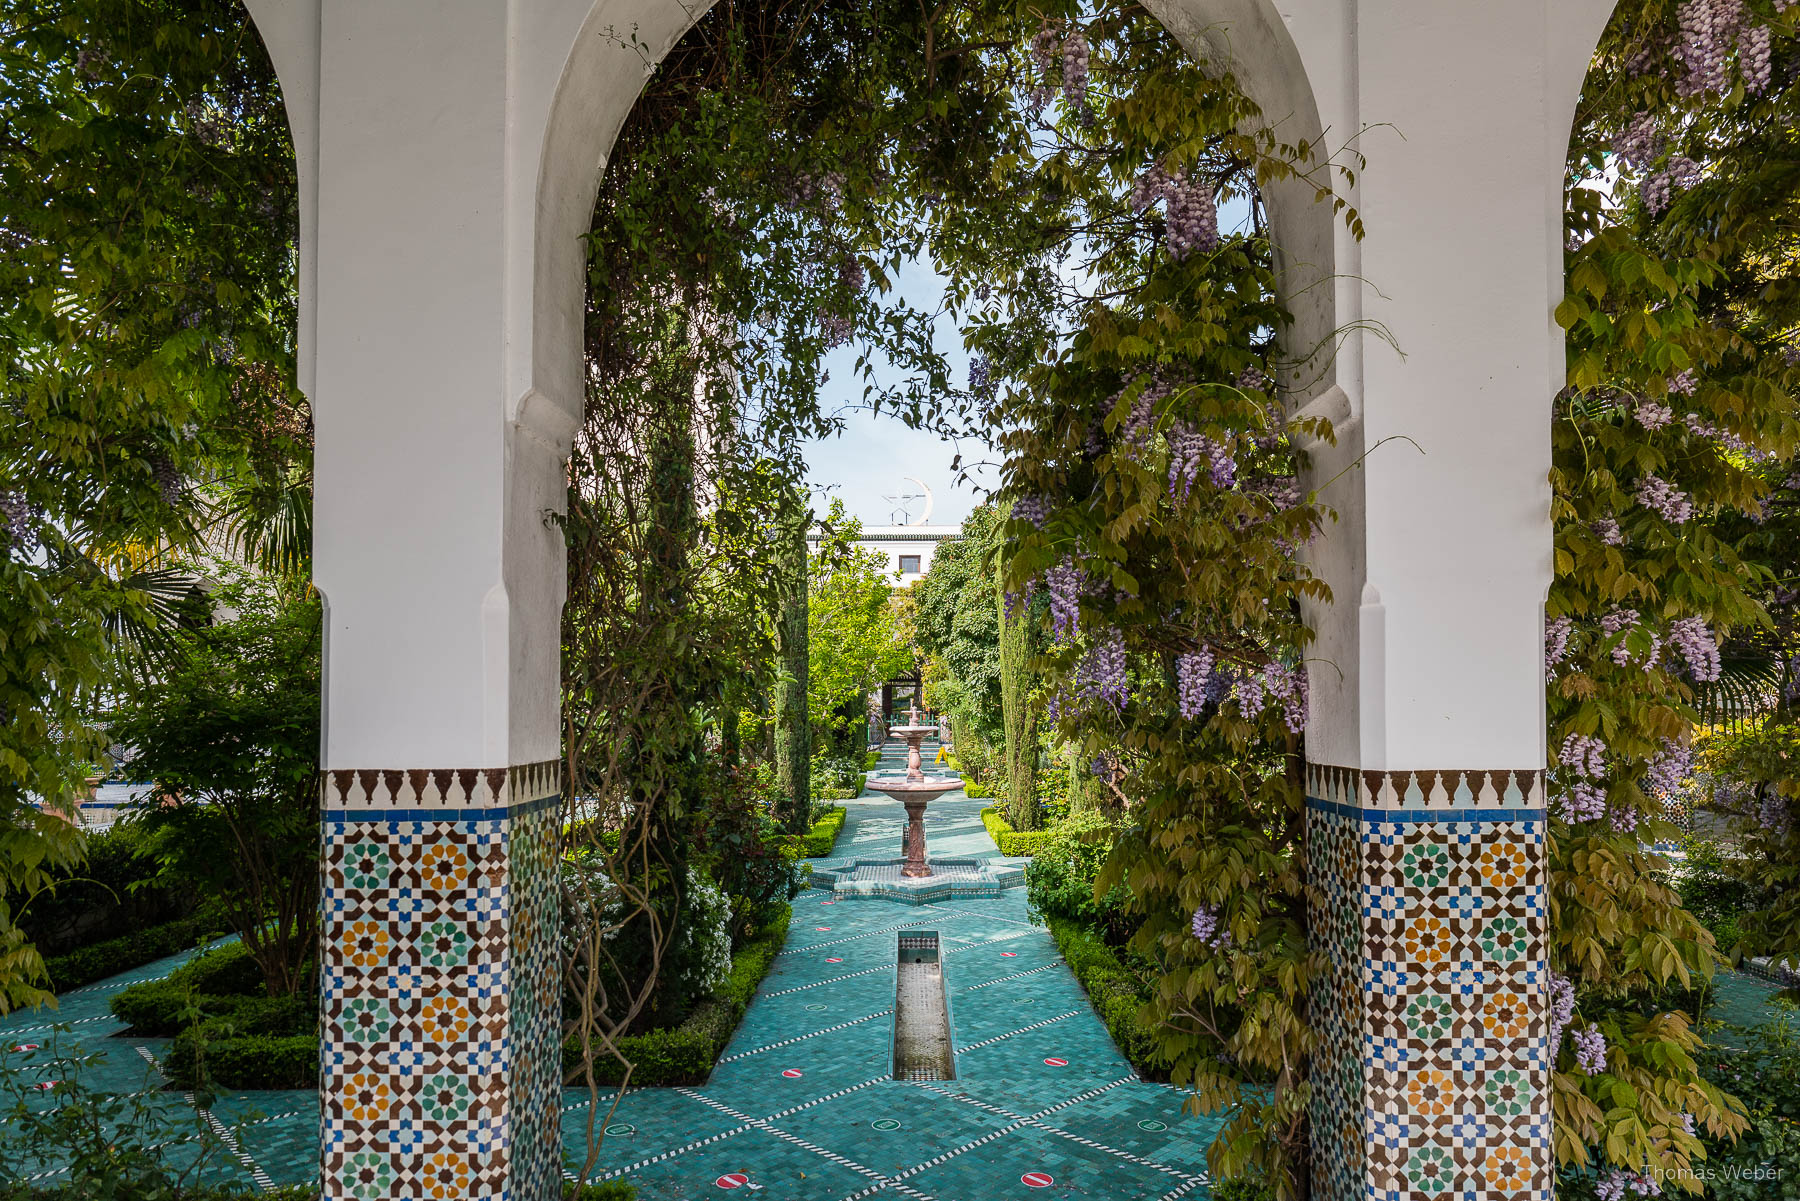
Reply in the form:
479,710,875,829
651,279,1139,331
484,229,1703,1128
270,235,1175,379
716,1173,750,1189
1022,1172,1055,1188
1000,951,1018,957
820,901,835,906
11,1043,40,1052
31,1081,58,1091
1043,1056,1068,1067
871,1118,901,1131
782,1068,804,1078
815,926,832,931
605,1123,635,1136
825,956,843,963
1137,1119,1168,1132
805,1003,828,1011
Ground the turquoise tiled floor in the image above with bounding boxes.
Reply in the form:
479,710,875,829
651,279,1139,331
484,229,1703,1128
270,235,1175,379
3,743,1792,1198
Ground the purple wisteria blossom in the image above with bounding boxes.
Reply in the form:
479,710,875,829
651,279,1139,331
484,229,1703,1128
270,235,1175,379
1615,111,1665,168
1759,794,1792,837
1190,903,1230,949
1075,628,1129,711
0,490,36,556
1262,662,1310,733
1167,422,1206,501
1060,28,1089,109
1636,475,1694,523
1594,1168,1662,1201
1045,561,1085,638
1232,668,1267,721
1643,156,1703,215
1608,804,1640,834
1574,1026,1608,1074
1666,616,1721,682
1669,368,1699,396
1593,517,1624,546
1560,734,1607,779
1547,973,1576,1047
1131,165,1219,260
1167,424,1234,498
1643,740,1693,797
1011,494,1050,530
1545,616,1574,672
1176,649,1215,720
1558,781,1608,824
1633,397,1674,430
968,354,995,405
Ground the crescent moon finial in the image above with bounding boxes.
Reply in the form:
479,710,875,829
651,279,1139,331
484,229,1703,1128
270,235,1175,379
901,477,934,526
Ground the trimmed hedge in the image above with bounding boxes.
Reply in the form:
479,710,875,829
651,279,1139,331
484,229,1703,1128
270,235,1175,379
960,775,994,799
110,942,319,1090
564,904,792,1086
45,912,229,995
797,805,846,857
109,942,266,1035
1045,916,1167,1079
979,806,1058,856
164,993,316,1090
167,1029,316,1091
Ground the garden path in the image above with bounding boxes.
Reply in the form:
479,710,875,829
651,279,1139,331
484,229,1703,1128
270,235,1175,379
0,741,1790,1197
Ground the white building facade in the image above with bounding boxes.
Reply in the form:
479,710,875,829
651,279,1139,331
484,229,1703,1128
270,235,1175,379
810,525,959,584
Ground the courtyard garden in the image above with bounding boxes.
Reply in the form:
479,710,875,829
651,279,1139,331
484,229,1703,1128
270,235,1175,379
3,1,1800,1199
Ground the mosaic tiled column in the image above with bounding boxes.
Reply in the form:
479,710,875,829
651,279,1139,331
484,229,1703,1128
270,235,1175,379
320,763,563,1200
1306,765,1550,1201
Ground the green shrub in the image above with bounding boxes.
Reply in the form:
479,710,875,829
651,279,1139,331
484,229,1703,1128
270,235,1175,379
166,1029,317,1091
1025,813,1131,940
178,942,266,997
797,806,846,857
960,775,992,799
44,912,229,994
1045,916,1167,1079
565,1183,637,1200
564,905,791,1087
979,806,1058,855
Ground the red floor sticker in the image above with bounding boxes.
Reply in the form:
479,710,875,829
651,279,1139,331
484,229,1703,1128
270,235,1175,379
815,926,831,931
1022,1172,1055,1188
11,1043,39,1052
1043,1057,1068,1067
716,1173,749,1189
825,957,843,963
1000,951,1018,957
32,1081,58,1090
782,1068,804,1078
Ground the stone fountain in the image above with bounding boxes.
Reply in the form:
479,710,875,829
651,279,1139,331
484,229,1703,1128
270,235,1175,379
863,705,964,877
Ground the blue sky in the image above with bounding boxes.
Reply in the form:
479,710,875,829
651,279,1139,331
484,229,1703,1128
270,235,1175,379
802,257,993,530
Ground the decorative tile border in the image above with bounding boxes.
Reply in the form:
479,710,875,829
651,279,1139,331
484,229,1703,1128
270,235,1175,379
319,761,562,1201
1306,764,1550,1201
1306,764,1546,812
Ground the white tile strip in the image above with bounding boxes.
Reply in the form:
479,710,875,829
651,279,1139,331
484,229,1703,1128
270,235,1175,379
714,1008,892,1064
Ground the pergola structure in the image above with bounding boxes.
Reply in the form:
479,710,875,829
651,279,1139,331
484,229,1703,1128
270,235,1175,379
235,1,1618,1197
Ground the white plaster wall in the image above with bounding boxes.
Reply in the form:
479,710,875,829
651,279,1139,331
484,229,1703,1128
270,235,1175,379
1164,0,1615,771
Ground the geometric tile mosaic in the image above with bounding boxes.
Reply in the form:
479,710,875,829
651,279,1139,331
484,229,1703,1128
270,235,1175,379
1305,763,1550,1201
320,760,562,1200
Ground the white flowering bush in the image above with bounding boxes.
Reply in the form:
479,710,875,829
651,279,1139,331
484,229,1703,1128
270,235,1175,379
670,866,733,1001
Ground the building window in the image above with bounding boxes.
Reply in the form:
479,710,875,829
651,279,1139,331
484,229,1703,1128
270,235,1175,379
898,555,921,575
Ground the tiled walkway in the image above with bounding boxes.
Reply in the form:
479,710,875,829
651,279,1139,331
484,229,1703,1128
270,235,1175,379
2,745,1789,1198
